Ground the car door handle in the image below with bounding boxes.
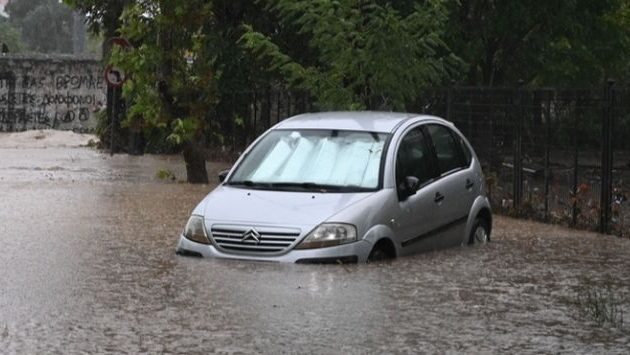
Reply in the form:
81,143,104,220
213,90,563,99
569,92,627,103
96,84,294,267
465,179,474,189
434,192,445,203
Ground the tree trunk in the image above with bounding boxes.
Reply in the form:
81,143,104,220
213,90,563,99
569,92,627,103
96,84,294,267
183,140,209,184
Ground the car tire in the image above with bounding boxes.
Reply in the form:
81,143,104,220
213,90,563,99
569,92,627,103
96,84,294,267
368,248,388,262
367,241,395,263
469,217,490,244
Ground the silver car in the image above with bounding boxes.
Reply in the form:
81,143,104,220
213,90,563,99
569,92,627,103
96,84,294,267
176,112,492,263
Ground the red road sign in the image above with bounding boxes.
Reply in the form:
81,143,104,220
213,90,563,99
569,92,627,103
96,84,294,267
104,64,126,88
104,37,132,88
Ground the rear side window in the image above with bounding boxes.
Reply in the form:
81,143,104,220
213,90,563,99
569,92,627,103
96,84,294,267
396,127,433,188
426,124,465,175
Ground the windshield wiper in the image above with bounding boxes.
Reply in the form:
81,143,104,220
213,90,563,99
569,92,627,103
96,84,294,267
228,181,373,192
227,180,271,188
270,182,340,191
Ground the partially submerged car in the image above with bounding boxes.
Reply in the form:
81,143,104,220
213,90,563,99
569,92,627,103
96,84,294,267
176,111,491,263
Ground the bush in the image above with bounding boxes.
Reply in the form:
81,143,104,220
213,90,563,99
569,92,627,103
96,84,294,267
574,277,626,328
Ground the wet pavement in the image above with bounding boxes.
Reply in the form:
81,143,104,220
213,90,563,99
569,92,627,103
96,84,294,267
1,136,629,354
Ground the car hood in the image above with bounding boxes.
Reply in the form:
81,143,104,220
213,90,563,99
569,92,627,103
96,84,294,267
198,185,374,227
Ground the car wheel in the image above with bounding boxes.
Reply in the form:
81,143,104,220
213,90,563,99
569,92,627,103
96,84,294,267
367,240,394,263
469,218,490,244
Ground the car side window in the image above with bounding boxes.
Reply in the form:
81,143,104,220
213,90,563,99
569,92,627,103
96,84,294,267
427,124,465,175
396,127,433,189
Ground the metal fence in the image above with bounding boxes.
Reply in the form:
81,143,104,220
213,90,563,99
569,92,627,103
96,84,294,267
216,83,630,236
214,90,312,150
419,83,630,236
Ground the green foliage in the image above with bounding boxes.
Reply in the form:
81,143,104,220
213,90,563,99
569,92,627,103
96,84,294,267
574,276,626,328
0,18,23,53
64,0,131,62
20,2,74,53
156,168,176,181
7,0,79,54
532,1,630,85
233,114,245,128
240,0,463,110
446,0,630,85
68,0,278,156
111,0,218,148
63,0,130,37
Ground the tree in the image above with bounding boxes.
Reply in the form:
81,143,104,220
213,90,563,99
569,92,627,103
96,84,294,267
240,0,463,110
63,0,131,55
446,0,630,86
66,0,284,180
64,0,136,156
535,0,630,85
111,1,221,183
6,0,78,54
21,1,74,53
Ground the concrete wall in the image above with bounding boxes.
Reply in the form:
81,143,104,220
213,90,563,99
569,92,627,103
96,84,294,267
0,54,106,132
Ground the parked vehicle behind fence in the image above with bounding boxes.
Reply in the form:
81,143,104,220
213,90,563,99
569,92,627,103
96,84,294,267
176,111,492,263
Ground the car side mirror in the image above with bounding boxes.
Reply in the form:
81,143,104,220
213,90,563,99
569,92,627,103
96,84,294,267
218,169,230,183
398,176,420,200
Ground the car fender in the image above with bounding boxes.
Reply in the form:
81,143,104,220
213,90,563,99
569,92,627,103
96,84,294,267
462,195,492,245
361,224,399,256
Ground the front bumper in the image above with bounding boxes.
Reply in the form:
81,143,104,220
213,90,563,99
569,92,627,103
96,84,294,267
176,234,373,263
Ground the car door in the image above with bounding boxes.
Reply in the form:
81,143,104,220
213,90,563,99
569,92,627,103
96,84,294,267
425,124,476,247
391,125,443,255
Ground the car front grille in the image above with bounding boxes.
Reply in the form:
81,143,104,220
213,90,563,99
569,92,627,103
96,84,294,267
210,225,301,254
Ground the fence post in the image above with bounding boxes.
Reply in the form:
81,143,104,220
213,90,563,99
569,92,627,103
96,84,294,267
231,92,237,150
572,92,579,226
543,90,552,220
266,88,272,129
252,91,257,140
110,86,117,156
446,80,454,121
287,92,292,117
600,79,615,234
276,92,282,123
513,80,525,210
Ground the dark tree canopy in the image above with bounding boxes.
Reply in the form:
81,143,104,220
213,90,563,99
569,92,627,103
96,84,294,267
240,0,463,110
63,0,129,36
446,0,630,86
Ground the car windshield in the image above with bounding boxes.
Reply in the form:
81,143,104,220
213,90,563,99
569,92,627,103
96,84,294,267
228,129,389,192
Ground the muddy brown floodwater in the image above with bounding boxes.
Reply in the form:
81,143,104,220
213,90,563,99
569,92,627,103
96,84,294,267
1,134,630,354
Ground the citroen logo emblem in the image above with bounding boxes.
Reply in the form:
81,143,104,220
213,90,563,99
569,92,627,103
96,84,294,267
241,228,261,243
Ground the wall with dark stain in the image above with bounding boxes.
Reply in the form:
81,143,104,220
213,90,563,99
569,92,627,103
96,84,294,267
0,54,106,132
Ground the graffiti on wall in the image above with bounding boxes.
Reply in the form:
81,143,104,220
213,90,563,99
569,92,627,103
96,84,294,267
0,57,106,132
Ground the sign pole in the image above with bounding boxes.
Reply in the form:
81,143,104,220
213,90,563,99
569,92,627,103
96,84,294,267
104,37,131,156
111,86,116,156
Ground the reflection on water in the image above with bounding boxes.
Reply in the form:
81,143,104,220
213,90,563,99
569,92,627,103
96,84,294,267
0,147,629,354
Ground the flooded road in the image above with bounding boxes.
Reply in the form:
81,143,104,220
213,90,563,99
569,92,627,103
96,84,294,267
1,134,629,354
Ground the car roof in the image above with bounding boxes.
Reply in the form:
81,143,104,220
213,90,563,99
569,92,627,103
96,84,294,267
273,111,450,133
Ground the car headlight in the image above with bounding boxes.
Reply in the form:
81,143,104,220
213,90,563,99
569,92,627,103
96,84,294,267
295,223,357,249
183,215,210,245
